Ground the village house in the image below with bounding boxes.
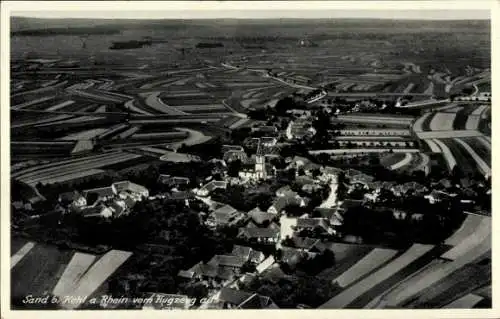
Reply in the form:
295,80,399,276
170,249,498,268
223,150,248,163
294,217,335,236
112,181,149,201
197,180,227,197
231,245,266,264
247,207,277,226
207,255,247,273
237,227,280,244
267,194,308,215
82,185,117,205
206,204,245,227
177,262,237,286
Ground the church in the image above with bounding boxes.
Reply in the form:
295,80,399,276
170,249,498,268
238,139,273,182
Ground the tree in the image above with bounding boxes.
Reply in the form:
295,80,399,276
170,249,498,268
227,159,242,177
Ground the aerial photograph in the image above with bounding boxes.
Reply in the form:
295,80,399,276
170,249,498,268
6,3,492,311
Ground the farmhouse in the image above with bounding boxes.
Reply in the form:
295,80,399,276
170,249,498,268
231,245,266,264
267,194,307,215
237,227,280,244
157,174,191,187
82,186,117,204
58,191,87,208
113,181,149,200
197,180,227,197
207,204,245,227
247,207,276,226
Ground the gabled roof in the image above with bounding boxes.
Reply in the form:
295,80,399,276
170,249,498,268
238,227,279,239
208,255,246,268
218,288,254,306
180,262,236,280
238,294,277,309
291,236,321,250
296,218,330,231
112,181,148,194
231,245,252,259
248,207,276,225
82,186,116,199
270,195,302,213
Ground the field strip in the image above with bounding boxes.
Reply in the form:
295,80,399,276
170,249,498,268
11,242,35,269
60,128,108,141
174,104,226,112
483,136,491,143
432,139,457,170
62,250,132,310
402,83,415,94
11,80,68,98
131,131,188,139
94,105,107,112
333,136,406,140
390,153,413,170
320,244,434,309
412,113,433,132
24,169,106,186
52,253,97,298
430,113,456,131
12,96,55,110
477,136,491,152
442,294,483,308
17,153,136,182
423,139,442,153
124,100,153,115
309,149,420,155
471,104,489,116
381,235,491,307
453,138,491,176
145,91,188,115
416,130,482,139
169,128,212,148
465,115,480,130
441,215,491,260
333,248,398,288
445,215,490,247
46,100,76,111
12,151,121,178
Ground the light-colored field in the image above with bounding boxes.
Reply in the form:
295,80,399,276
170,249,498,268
52,253,97,298
413,113,432,132
27,169,106,186
321,244,434,308
477,136,492,152
11,242,35,269
441,216,491,261
416,130,482,139
423,139,442,153
145,91,187,115
63,250,132,310
309,149,420,155
174,104,226,112
333,248,398,288
465,115,480,130
453,138,491,176
60,128,108,141
124,99,153,115
471,104,489,116
336,115,413,126
240,98,259,108
429,113,456,131
12,95,55,110
379,234,491,308
445,215,490,247
46,100,76,111
229,118,251,129
442,294,483,308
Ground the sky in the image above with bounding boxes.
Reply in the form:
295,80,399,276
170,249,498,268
9,1,491,20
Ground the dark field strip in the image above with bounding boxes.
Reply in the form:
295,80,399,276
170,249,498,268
317,246,374,282
441,139,479,176
453,105,481,130
11,243,75,298
11,237,29,256
99,155,153,171
404,263,491,308
461,137,491,167
420,112,435,132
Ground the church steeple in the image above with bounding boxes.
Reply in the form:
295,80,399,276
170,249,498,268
255,139,267,180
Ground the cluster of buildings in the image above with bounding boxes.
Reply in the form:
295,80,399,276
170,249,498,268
57,181,149,218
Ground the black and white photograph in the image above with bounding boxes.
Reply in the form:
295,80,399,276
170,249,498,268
1,0,495,314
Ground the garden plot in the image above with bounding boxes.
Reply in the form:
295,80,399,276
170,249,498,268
429,113,456,131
